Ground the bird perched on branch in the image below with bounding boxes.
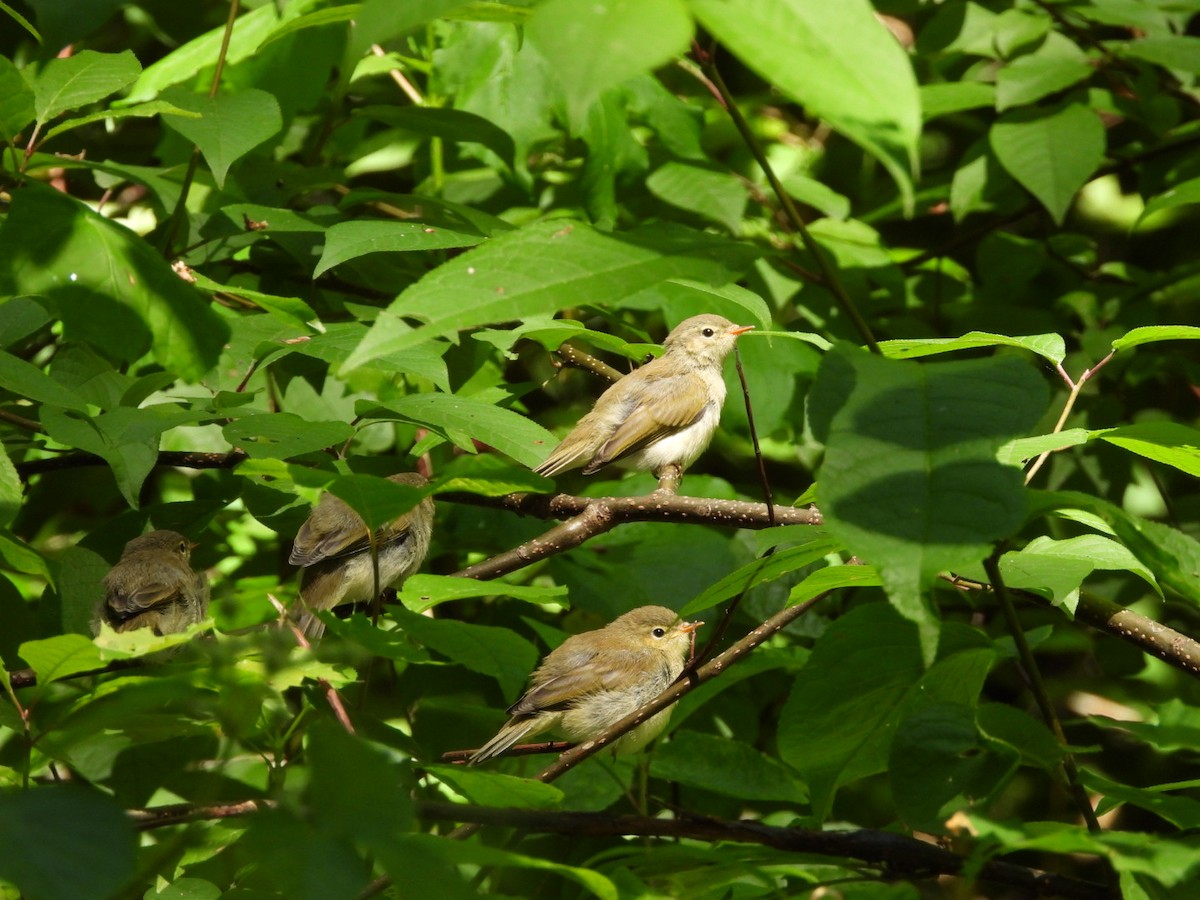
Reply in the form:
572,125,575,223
534,314,753,485
468,605,701,765
96,530,208,636
289,472,435,639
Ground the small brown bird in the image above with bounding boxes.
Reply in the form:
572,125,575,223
468,605,702,765
96,530,208,636
289,472,435,639
534,314,753,480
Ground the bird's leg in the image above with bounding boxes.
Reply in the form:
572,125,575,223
652,464,682,496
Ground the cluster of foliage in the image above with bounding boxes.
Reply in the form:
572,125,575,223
2,0,1200,898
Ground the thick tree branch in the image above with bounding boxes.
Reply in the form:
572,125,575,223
553,342,626,382
128,799,274,830
947,575,1200,680
446,492,821,580
16,449,248,479
420,802,1112,900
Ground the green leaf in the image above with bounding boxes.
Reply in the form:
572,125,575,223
0,442,19,528
0,786,136,900
651,731,808,803
398,574,567,613
997,428,1091,466
188,271,316,329
391,606,539,701
257,4,360,51
808,346,1048,662
527,0,692,129
691,0,920,207
1095,422,1200,478
321,473,430,532
18,633,104,687
0,529,50,581
425,764,564,808
161,88,282,188
295,323,451,392
125,0,323,102
356,105,516,167
1136,177,1200,225
777,604,995,821
358,394,558,469
394,833,618,900
348,0,474,59
787,563,882,606
27,49,140,124
1082,768,1200,830
995,38,1092,111
0,2,40,43
222,413,354,460
0,185,230,382
41,405,210,507
434,455,553,496
680,534,842,615
990,103,1105,224
878,331,1066,365
0,56,35,142
1112,35,1200,75
42,98,199,142
0,349,90,411
646,162,748,233
343,220,760,367
1033,490,1200,606
890,703,1018,832
306,722,415,845
920,81,995,119
1112,325,1200,351
315,220,486,277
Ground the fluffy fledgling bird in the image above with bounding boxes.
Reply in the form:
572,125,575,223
534,314,753,480
289,472,435,639
96,530,209,636
468,605,702,765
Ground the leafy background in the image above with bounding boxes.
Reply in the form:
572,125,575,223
2,0,1200,897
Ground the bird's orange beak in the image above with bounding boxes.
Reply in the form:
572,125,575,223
729,325,754,337
680,620,703,634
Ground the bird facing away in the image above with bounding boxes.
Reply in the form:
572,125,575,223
534,314,753,480
97,530,209,636
468,605,702,765
289,472,435,640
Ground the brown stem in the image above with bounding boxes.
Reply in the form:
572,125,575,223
984,555,1102,834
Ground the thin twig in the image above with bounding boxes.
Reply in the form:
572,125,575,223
983,555,1103,834
0,408,40,432
688,43,879,353
159,0,241,257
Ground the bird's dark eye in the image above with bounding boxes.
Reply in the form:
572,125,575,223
652,627,667,638
701,327,715,337
178,541,188,554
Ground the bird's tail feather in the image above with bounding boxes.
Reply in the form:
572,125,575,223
467,718,541,765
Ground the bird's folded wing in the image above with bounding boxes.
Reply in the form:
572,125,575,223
108,582,179,616
290,519,410,566
507,646,648,716
586,374,709,470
